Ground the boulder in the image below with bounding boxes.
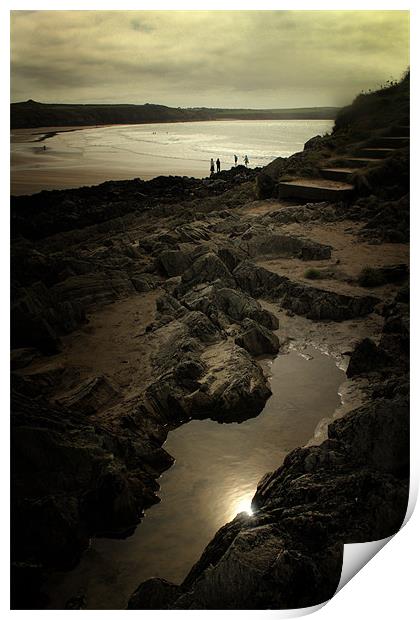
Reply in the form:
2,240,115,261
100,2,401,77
146,342,271,424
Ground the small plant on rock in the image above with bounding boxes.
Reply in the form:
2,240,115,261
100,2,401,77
304,268,322,280
358,266,386,287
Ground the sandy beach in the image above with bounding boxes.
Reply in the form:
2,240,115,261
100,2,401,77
10,120,333,195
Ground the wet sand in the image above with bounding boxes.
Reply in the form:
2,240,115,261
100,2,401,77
11,120,334,195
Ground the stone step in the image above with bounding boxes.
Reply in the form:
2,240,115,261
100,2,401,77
388,125,410,137
321,167,357,182
278,178,354,201
331,157,382,168
371,136,409,148
357,147,397,159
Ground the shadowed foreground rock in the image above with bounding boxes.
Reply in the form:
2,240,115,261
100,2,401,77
128,292,409,610
129,389,408,609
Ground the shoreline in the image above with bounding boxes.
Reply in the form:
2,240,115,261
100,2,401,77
11,117,336,140
11,118,335,196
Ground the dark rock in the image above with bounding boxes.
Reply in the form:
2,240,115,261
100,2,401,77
237,230,332,261
128,578,181,609
146,343,271,424
180,252,235,289
131,430,407,609
233,261,287,299
10,347,39,370
235,319,280,356
52,272,135,308
173,359,206,390
156,293,186,319
181,311,221,343
158,249,191,277
358,264,408,288
234,261,378,321
131,274,160,292
329,396,409,476
11,390,167,575
217,246,247,272
52,375,120,414
346,338,380,377
181,285,279,331
255,173,276,199
304,135,324,150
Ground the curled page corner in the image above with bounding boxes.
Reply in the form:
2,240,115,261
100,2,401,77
336,535,394,594
335,477,417,598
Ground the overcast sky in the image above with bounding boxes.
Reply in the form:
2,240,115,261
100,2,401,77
10,10,409,109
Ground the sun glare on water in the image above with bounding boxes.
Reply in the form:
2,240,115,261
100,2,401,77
234,495,254,517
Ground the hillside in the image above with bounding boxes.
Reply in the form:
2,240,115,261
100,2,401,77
10,99,339,129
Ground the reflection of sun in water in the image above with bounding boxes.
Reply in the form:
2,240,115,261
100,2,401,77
233,495,254,517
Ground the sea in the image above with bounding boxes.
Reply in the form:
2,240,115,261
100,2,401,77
11,119,334,195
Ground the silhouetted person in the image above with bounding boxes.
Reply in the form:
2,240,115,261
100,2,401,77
244,155,249,167
210,158,215,175
234,154,238,166
216,158,221,173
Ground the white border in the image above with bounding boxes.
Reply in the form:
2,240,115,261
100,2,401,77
3,2,418,618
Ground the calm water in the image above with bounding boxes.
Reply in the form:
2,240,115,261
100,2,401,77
11,119,333,195
46,347,344,609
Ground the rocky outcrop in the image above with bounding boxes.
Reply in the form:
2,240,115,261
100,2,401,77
11,391,173,576
235,319,280,356
11,282,86,354
179,284,279,330
233,261,378,320
236,229,332,261
128,285,409,610
53,272,136,308
128,578,181,610
346,338,381,377
146,341,271,424
129,417,408,609
52,375,119,414
180,252,236,291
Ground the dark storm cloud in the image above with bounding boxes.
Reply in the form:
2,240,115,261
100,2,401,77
10,10,409,108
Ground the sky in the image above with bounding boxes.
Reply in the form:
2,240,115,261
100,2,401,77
10,10,410,109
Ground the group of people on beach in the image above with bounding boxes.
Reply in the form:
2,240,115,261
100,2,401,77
210,154,249,175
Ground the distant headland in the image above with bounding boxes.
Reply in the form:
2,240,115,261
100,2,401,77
10,99,339,129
